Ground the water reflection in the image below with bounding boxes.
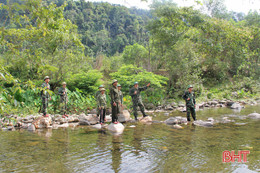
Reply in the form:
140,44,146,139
111,135,123,173
0,105,259,172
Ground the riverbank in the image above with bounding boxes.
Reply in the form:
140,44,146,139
1,98,259,132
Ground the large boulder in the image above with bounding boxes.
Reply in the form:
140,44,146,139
248,113,260,119
145,103,155,110
118,110,131,123
107,123,125,134
231,103,243,109
32,116,52,129
78,114,90,125
139,116,152,124
87,115,99,125
28,124,36,131
165,117,178,125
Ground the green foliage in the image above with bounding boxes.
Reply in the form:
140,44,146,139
67,70,103,94
110,65,168,105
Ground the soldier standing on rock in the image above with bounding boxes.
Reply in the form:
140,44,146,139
110,80,120,124
96,85,104,117
41,76,51,117
58,82,68,118
117,84,123,112
129,82,150,121
182,85,196,122
97,88,107,125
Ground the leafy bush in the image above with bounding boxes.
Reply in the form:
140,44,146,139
67,70,103,94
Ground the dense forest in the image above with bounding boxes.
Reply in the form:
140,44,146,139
0,0,259,116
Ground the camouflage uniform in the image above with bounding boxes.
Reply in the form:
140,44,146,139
129,86,148,120
118,90,123,105
118,84,123,113
182,90,196,121
41,82,50,116
97,92,107,123
58,87,68,115
110,84,119,123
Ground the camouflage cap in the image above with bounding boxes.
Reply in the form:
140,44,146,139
134,82,138,85
112,79,118,84
62,82,66,85
44,76,50,81
187,85,193,89
100,88,106,91
117,84,121,87
99,85,104,88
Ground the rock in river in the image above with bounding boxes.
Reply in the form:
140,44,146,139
139,116,153,124
118,110,131,123
32,116,52,129
248,113,260,119
107,123,125,134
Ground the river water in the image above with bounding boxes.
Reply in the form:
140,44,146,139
0,105,259,173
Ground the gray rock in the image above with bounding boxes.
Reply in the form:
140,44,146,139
248,113,260,119
193,120,213,127
107,123,125,134
231,103,243,109
178,104,185,107
58,123,69,128
139,116,153,124
209,101,218,105
28,124,36,131
145,103,155,110
165,104,174,110
219,100,226,104
91,124,102,130
118,110,131,123
32,116,52,129
226,101,234,106
165,117,178,125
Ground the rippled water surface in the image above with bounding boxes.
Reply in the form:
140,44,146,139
0,105,259,173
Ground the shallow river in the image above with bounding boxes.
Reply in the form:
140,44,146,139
0,105,259,173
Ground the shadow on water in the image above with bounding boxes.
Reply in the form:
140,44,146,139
0,105,259,172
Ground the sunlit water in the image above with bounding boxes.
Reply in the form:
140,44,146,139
0,105,259,173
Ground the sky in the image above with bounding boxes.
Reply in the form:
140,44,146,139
87,0,260,14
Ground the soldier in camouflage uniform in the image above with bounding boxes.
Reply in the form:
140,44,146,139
182,85,196,122
95,85,104,117
110,80,120,124
97,88,107,124
41,76,51,117
117,84,123,112
58,82,68,118
129,82,150,120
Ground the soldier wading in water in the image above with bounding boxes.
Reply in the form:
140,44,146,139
182,85,196,122
129,82,150,121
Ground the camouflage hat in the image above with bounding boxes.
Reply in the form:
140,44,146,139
134,82,138,85
117,84,121,87
44,76,50,81
98,85,104,88
112,79,118,84
62,82,66,85
100,88,106,91
187,85,193,89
